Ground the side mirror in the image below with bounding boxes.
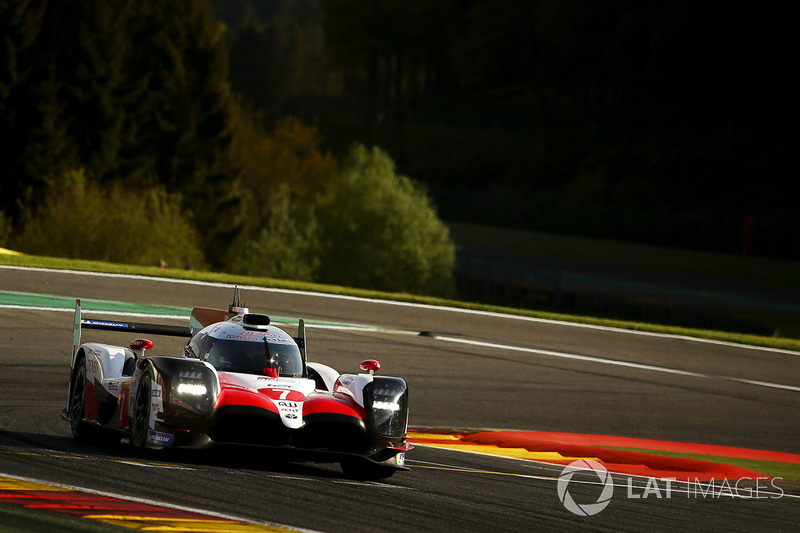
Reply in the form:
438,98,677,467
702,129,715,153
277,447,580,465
360,359,381,375
130,338,154,359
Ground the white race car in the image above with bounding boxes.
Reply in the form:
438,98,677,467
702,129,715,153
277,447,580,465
62,287,411,479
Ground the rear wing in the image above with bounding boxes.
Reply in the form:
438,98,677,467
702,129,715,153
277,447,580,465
72,287,309,362
72,299,194,359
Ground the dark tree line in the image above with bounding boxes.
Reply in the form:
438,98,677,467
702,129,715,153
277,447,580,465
0,0,456,294
217,0,798,258
1,0,237,247
321,2,795,204
2,0,797,261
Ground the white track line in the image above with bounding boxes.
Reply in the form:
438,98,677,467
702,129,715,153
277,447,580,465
3,265,798,356
433,335,800,392
0,471,320,532
408,457,798,500
3,266,799,392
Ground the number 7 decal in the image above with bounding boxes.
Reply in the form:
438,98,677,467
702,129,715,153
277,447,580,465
271,388,291,400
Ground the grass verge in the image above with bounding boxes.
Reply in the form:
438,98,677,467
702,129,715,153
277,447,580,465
2,251,799,353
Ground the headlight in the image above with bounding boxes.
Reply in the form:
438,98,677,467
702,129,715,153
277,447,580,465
168,367,217,417
364,378,408,437
371,400,400,411
175,382,208,396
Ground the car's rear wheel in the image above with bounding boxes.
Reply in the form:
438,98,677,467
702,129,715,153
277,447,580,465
131,374,152,448
68,359,90,441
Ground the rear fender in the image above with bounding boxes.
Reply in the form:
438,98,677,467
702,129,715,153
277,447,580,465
79,343,132,423
82,342,133,382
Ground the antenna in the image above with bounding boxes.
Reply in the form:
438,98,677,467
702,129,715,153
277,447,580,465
228,285,248,316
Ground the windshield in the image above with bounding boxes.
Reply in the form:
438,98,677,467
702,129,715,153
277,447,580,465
205,338,304,377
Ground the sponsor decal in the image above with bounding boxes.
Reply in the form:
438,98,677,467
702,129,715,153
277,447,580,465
397,453,405,467
84,320,128,328
226,333,264,342
276,401,301,416
225,331,289,342
148,430,174,446
257,376,295,383
265,388,305,402
274,394,304,429
151,382,164,424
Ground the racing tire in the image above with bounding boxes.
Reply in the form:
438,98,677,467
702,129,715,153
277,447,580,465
68,358,91,442
340,458,397,480
69,358,121,447
131,373,152,448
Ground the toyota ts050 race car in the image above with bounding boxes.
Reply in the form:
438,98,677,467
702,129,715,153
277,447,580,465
61,287,411,479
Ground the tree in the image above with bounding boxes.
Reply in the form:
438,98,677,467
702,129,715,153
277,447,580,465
216,0,334,126
220,113,336,269
10,169,205,268
315,144,455,295
0,0,74,219
125,1,239,227
233,184,319,281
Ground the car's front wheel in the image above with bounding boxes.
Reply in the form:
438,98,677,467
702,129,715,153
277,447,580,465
131,373,152,448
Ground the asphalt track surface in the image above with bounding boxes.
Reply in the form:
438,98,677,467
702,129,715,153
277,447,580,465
1,267,799,531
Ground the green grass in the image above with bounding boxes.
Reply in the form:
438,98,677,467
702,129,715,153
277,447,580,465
3,250,800,352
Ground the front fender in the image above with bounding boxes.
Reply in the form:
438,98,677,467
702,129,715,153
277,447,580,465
333,373,373,407
307,362,339,391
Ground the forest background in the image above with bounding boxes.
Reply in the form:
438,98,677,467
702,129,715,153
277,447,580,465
1,0,796,301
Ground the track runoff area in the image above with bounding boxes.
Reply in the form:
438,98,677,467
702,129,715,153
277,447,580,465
1,266,799,525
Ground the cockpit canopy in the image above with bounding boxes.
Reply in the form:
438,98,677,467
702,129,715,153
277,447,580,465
186,321,305,378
